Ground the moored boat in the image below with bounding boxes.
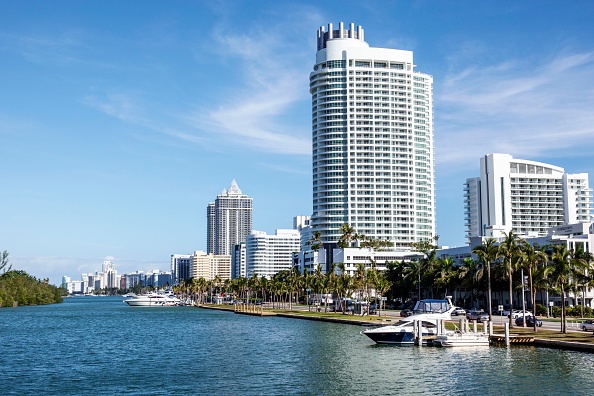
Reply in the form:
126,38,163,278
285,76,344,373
361,297,455,345
124,292,181,307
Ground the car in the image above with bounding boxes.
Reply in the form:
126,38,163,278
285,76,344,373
515,316,542,327
466,310,489,322
509,310,533,319
451,307,466,316
581,319,594,331
400,309,413,317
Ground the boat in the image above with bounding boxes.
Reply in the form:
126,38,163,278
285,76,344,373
124,292,182,307
433,329,490,347
361,297,455,345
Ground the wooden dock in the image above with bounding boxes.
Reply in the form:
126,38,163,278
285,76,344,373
490,334,534,344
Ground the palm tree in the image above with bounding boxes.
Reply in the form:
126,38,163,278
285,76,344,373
498,231,523,327
572,246,594,318
338,224,357,248
545,244,590,333
518,242,548,330
546,244,573,333
307,231,323,251
409,238,438,300
473,238,499,322
434,256,456,298
374,273,391,316
324,263,337,313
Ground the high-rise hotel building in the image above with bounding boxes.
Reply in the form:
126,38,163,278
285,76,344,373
206,180,253,256
464,153,593,242
310,22,435,248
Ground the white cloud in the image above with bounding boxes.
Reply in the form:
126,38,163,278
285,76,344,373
436,50,594,170
183,18,314,155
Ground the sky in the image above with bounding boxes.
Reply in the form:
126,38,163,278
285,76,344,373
2,1,594,285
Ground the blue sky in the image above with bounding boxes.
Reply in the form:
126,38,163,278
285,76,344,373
2,1,594,285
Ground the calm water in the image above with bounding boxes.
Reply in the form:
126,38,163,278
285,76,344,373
1,297,593,395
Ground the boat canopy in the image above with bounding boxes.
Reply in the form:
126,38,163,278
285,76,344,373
413,299,450,314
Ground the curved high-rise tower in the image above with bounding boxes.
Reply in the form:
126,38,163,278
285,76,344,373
310,22,435,249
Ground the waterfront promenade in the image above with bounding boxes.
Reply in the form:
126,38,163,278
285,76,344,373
198,303,594,352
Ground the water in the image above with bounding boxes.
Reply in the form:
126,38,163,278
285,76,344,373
1,297,593,395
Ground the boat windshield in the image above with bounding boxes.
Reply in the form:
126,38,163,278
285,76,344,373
393,319,437,328
413,299,450,314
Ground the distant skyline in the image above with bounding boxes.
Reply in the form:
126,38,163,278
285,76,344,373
2,1,594,284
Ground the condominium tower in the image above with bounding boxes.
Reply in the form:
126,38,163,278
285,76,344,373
206,180,253,256
310,22,435,249
464,153,593,242
245,229,301,279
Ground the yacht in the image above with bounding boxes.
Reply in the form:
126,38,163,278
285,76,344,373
124,292,181,307
361,297,455,345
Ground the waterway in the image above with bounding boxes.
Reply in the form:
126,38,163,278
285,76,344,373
1,297,593,395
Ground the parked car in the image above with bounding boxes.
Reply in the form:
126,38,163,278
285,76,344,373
509,310,533,319
515,316,542,327
400,309,413,317
580,319,594,331
451,307,466,316
466,310,489,322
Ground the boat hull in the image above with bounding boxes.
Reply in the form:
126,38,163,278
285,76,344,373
124,294,181,307
362,328,435,345
433,333,490,347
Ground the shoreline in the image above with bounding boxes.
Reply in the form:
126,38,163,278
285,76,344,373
197,304,594,353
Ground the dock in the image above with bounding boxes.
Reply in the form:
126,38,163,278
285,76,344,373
490,335,534,344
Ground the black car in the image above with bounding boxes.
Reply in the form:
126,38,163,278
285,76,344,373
515,316,542,327
400,309,413,317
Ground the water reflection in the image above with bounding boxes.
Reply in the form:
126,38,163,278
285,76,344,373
1,298,593,395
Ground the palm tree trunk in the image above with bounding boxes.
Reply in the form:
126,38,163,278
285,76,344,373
529,268,536,332
561,285,566,334
508,259,514,328
487,263,493,322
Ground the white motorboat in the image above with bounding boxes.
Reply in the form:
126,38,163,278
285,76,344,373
361,297,455,345
124,292,181,307
433,330,490,347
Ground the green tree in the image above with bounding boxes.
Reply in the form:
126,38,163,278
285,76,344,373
545,244,590,333
497,231,524,328
0,250,11,274
518,242,548,330
473,238,499,322
338,224,357,248
374,273,391,316
307,231,323,251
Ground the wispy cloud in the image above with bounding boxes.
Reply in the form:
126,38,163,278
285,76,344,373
436,50,594,170
183,16,315,155
84,12,316,156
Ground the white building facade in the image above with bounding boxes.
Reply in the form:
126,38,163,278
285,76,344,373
464,153,593,241
171,254,193,284
246,229,301,278
310,22,435,249
206,180,253,256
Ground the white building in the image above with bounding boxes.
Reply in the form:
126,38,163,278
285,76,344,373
310,22,435,249
171,254,193,284
246,229,301,278
464,153,593,241
206,180,253,256
293,215,312,252
191,250,231,281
